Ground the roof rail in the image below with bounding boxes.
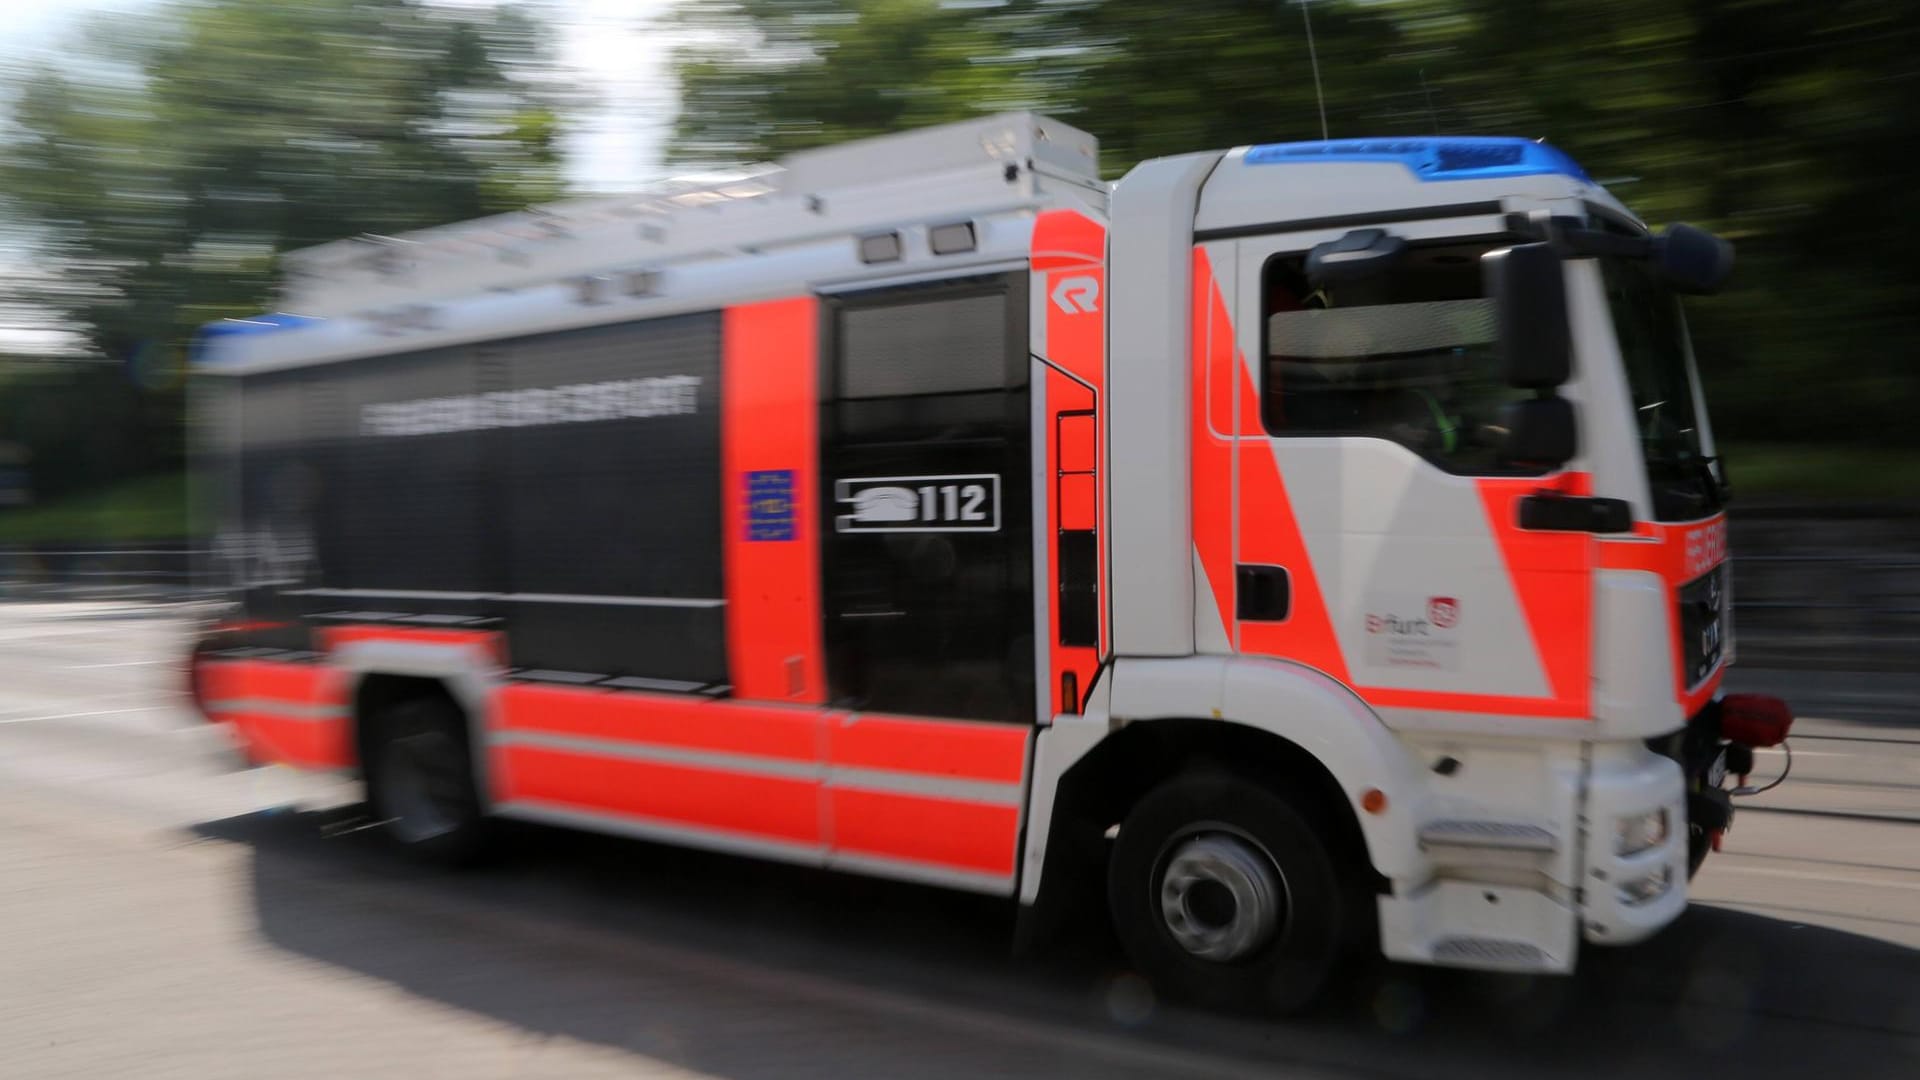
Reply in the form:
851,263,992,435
277,113,1100,318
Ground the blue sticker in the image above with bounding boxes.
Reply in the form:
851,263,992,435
746,469,795,541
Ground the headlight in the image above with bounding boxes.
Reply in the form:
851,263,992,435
1618,864,1674,906
1615,807,1670,856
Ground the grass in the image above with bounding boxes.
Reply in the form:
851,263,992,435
0,472,191,545
1720,442,1920,502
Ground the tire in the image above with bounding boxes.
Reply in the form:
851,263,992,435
1108,771,1358,1014
363,693,490,865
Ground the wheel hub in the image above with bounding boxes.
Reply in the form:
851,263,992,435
1158,832,1286,962
382,731,463,844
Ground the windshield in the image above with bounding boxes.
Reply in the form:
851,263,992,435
1600,256,1724,521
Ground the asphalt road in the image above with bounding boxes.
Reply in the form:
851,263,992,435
1,601,1916,1079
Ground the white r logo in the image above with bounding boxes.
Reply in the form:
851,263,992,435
1050,276,1100,315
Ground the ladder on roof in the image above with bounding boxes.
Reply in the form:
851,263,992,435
278,113,1103,319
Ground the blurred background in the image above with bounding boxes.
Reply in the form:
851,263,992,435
1,0,1916,663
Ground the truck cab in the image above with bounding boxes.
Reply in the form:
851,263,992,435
1034,131,1787,1004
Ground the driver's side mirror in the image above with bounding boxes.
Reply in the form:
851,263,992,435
1654,223,1734,296
1484,242,1571,389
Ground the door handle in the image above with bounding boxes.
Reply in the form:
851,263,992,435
1518,494,1632,533
1236,564,1291,622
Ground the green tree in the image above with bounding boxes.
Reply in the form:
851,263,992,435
0,0,572,484
666,0,1920,450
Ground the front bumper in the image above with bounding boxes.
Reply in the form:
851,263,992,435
1581,746,1690,945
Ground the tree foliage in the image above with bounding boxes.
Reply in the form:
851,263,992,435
669,0,1920,446
0,0,570,492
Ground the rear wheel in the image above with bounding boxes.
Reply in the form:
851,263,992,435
1109,772,1357,1014
364,693,490,865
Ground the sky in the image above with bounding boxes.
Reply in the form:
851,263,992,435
1,0,683,192
0,0,685,352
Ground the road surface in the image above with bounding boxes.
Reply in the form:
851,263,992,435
0,601,1915,1078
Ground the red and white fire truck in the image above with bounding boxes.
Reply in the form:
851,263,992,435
188,113,1793,1011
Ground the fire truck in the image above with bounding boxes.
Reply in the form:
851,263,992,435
188,113,1794,1012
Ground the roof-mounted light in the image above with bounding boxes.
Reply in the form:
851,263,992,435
190,312,322,365
1243,137,1591,184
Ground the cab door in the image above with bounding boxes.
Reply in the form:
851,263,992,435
1195,221,1596,724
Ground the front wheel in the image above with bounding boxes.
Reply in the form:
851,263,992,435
364,694,490,865
1108,772,1359,1014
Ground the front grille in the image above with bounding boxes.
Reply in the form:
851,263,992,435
1677,564,1728,687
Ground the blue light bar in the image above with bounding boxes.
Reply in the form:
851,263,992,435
1243,137,1590,184
190,312,321,366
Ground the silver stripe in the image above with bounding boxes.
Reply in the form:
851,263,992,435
826,766,1023,807
286,587,725,609
826,851,1013,896
204,698,347,721
492,730,1024,806
498,800,823,868
492,730,818,782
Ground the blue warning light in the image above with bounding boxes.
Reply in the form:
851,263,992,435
1244,137,1591,184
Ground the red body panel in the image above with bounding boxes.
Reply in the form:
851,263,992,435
722,297,827,704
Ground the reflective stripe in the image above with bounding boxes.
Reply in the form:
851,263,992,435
493,729,816,781
496,684,817,764
827,766,1022,807
490,729,1024,807
828,713,1027,785
506,743,822,844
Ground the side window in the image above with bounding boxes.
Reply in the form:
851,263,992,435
1260,243,1535,474
840,291,1010,399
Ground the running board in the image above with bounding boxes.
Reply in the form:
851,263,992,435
1378,881,1576,974
1418,820,1558,852
1432,936,1550,970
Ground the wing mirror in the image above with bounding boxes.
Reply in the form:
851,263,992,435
1654,223,1734,295
1484,242,1571,390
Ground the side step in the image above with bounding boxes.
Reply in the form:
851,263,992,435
1419,820,1557,852
1378,881,1576,975
1432,936,1550,971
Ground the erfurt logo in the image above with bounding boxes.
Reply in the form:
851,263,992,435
1366,613,1430,636
1683,519,1728,578
1363,593,1462,671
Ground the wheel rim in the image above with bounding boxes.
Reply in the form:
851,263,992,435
1156,829,1288,962
381,730,465,844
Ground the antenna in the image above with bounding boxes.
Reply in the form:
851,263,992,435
1297,0,1329,141
1419,68,1440,135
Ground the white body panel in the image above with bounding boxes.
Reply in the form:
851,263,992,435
1106,152,1222,656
